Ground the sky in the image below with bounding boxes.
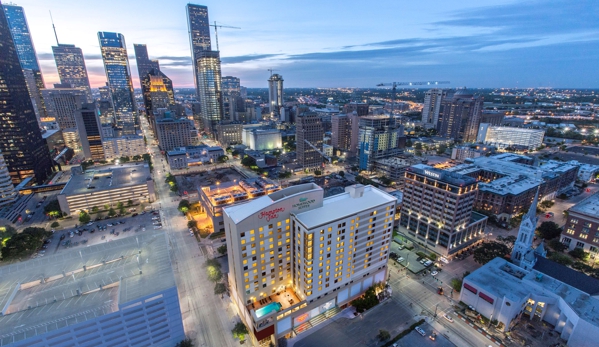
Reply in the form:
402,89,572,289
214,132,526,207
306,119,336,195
11,0,599,89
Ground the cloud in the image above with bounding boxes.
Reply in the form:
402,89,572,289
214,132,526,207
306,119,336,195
221,54,280,64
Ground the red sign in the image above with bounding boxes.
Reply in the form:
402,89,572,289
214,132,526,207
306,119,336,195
258,207,285,221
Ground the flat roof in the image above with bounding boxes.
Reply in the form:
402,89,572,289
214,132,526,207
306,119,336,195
294,185,396,229
0,230,174,344
60,163,151,196
201,177,281,209
408,164,477,186
569,192,599,217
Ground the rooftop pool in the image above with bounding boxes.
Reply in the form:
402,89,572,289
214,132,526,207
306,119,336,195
255,302,282,318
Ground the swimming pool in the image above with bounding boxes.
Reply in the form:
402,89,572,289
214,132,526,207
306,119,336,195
255,302,282,318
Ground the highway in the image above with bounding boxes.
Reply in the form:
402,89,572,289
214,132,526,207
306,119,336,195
140,117,239,347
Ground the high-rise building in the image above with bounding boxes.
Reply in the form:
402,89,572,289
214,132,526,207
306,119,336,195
134,43,160,89
42,84,86,130
358,115,405,171
98,31,137,134
52,44,92,102
268,73,283,116
222,76,241,121
222,76,240,96
342,102,368,116
0,3,53,184
196,51,223,132
421,89,447,129
437,89,483,142
75,103,105,161
223,183,396,345
216,122,243,146
186,4,224,134
2,3,47,125
296,111,324,170
154,117,196,151
331,114,351,151
477,125,545,150
0,152,17,207
141,69,175,116
400,165,487,257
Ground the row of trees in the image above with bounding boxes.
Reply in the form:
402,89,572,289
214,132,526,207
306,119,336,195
1,227,49,259
165,173,178,192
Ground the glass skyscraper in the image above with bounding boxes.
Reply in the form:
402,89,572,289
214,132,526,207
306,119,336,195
186,4,223,133
134,44,160,89
52,44,92,102
0,1,53,184
98,31,137,134
2,3,47,125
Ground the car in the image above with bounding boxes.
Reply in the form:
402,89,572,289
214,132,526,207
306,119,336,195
429,332,437,341
424,260,433,267
437,287,444,295
419,259,427,264
86,222,93,226
131,213,138,217
415,327,426,336
397,257,404,263
443,314,454,323
107,223,113,227
439,257,448,264
431,271,438,276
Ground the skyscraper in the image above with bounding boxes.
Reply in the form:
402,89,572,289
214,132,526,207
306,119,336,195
222,76,241,121
98,31,137,134
141,69,175,116
186,4,223,133
268,73,284,116
134,43,159,89
2,3,47,125
52,44,92,102
42,84,87,149
75,103,105,161
296,111,323,170
421,89,447,129
0,2,53,184
221,76,240,96
331,114,351,151
437,89,483,142
358,115,405,171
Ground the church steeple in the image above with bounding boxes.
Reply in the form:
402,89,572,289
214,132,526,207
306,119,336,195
511,187,541,270
523,187,540,225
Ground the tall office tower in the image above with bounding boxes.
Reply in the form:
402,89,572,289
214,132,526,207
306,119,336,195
221,76,240,121
42,85,86,130
0,152,17,207
348,112,361,155
437,89,483,142
52,44,92,102
343,102,368,116
133,44,160,88
268,73,284,116
98,31,137,134
358,115,405,171
331,114,351,151
222,76,240,96
186,4,224,133
421,89,447,129
141,69,175,116
196,51,223,132
75,103,105,161
154,118,195,151
400,165,487,257
223,183,396,345
0,3,53,184
296,111,323,170
99,84,111,101
2,3,47,126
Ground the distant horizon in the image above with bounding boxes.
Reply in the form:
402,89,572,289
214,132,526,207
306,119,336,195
8,0,599,89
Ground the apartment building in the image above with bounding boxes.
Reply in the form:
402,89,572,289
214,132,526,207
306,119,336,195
561,193,599,257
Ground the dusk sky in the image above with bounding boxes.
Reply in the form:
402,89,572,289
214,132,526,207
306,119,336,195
14,0,599,89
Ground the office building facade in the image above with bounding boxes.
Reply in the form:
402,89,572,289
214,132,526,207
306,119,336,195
268,74,284,116
478,125,545,150
102,135,146,160
52,44,92,101
42,85,87,130
2,3,47,124
216,122,243,146
342,102,368,116
98,32,137,134
224,183,396,345
0,153,17,207
358,115,405,171
133,43,159,89
437,89,483,142
421,89,447,129
141,69,175,116
155,118,196,151
400,165,487,257
296,112,324,170
331,114,351,151
75,103,105,161
196,51,224,133
0,4,53,184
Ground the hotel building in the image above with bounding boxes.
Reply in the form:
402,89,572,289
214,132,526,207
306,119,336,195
561,193,599,257
224,184,396,345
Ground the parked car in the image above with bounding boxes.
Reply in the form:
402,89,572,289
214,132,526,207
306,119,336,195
439,257,448,264
415,327,426,336
443,314,453,323
431,271,438,276
397,257,404,263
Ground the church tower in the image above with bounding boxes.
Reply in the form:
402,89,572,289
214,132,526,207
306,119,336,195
512,188,540,269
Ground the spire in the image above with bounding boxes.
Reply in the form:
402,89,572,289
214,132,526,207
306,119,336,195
525,187,540,222
50,11,59,45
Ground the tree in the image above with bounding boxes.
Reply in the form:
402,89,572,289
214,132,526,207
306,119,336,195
127,199,133,207
217,244,227,255
44,199,63,218
569,247,590,261
473,241,509,265
451,278,463,292
218,155,229,163
338,170,345,177
241,156,256,167
116,201,124,209
231,322,249,341
175,337,194,347
187,220,197,229
377,330,391,342
119,156,130,163
1,227,49,259
79,211,91,224
119,206,126,215
108,208,116,217
231,149,240,157
178,200,190,214
496,235,517,250
91,206,99,213
548,238,567,252
436,144,447,155
549,252,573,266
405,138,413,147
132,155,141,161
351,286,379,313
537,221,562,240
205,258,223,282
279,171,292,179
314,170,322,176
50,221,60,228
103,203,110,210
214,283,227,295
414,142,423,150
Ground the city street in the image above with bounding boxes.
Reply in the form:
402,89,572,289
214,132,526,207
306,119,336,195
140,117,240,347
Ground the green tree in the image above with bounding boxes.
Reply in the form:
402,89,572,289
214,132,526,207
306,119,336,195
569,247,590,261
103,203,110,210
548,238,567,252
187,220,197,229
473,241,509,265
278,171,292,179
414,142,423,150
119,206,126,215
132,155,141,161
496,235,517,251
217,244,227,255
549,252,573,266
119,156,130,163
214,283,227,295
218,155,229,163
377,330,390,342
450,278,463,292
91,206,99,213
178,200,190,214
44,199,63,218
436,144,447,155
1,227,49,259
116,201,124,209
231,322,249,341
241,156,256,167
351,286,379,313
108,208,116,217
174,337,194,347
50,221,60,228
537,221,562,240
127,199,133,207
338,170,345,177
314,170,322,176
405,138,413,147
79,211,91,224
205,258,223,282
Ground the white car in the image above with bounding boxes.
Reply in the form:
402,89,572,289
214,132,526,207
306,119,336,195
431,271,438,276
443,314,454,323
415,327,426,336
440,257,449,264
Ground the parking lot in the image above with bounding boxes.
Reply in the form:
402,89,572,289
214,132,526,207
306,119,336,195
35,211,163,258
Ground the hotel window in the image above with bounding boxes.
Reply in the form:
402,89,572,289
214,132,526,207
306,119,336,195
250,229,255,234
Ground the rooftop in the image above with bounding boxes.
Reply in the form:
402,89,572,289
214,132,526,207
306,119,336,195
293,185,396,229
569,192,599,218
408,164,478,187
0,230,174,345
60,163,152,196
201,177,281,209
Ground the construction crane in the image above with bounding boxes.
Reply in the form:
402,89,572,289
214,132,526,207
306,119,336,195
209,21,240,51
267,68,279,77
377,81,450,114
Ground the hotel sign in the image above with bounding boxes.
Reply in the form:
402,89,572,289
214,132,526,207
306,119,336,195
292,197,316,210
258,207,285,221
424,170,441,179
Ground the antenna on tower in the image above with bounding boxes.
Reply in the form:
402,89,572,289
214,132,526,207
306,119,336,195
49,10,59,45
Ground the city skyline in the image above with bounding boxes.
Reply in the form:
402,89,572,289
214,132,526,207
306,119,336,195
9,0,599,89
